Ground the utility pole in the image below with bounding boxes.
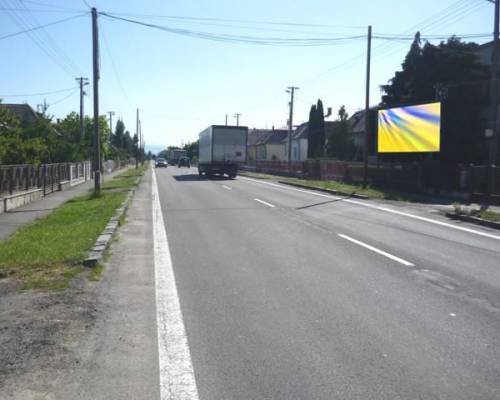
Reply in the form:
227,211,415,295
486,0,500,203
234,113,242,126
363,25,372,188
136,108,139,169
91,8,101,194
76,77,88,141
107,111,115,133
286,86,299,168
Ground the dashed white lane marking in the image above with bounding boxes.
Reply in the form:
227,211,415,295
239,176,500,241
338,234,415,267
254,198,276,208
222,185,232,191
152,170,200,400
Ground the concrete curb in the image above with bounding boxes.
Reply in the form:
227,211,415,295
83,189,135,267
445,212,500,231
277,180,370,200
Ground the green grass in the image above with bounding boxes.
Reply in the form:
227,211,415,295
89,263,105,282
0,191,127,290
470,209,500,222
102,165,146,191
240,171,413,201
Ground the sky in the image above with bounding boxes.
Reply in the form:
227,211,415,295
0,0,492,152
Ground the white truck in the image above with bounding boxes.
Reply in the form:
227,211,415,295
198,125,248,178
168,148,187,165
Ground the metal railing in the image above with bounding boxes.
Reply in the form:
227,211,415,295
0,161,92,197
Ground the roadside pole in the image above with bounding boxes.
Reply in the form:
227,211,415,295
234,113,241,126
76,77,88,142
487,0,499,204
136,108,139,169
92,8,101,195
363,25,372,188
287,86,298,173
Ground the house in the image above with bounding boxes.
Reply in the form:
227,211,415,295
247,128,272,162
0,103,38,127
283,122,308,161
348,107,379,161
254,129,288,161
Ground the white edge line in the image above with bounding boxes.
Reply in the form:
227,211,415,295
221,185,232,190
254,198,276,208
152,169,200,400
239,176,500,241
338,233,415,267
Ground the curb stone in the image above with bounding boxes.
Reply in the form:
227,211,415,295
445,212,500,231
83,189,135,267
278,180,369,200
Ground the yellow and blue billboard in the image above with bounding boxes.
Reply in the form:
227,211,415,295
377,102,441,153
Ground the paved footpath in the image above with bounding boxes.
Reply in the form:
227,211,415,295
0,168,129,242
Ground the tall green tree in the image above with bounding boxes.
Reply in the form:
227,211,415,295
326,106,356,160
381,34,489,163
307,99,326,158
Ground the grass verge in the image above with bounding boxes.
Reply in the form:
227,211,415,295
102,165,146,190
240,171,414,201
0,164,147,290
453,203,500,223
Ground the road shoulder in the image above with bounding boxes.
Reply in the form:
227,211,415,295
0,168,160,400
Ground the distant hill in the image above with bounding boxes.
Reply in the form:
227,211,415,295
145,144,166,155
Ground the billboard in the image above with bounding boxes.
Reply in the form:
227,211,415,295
377,102,441,153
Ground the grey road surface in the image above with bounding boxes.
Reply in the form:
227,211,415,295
154,166,500,400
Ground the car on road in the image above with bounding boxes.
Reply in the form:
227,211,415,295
155,158,168,168
178,157,191,168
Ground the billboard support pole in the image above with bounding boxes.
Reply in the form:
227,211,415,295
486,0,500,206
363,25,372,188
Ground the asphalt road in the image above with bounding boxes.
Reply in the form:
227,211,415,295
154,166,500,400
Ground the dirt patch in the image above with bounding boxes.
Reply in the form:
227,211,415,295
0,274,99,398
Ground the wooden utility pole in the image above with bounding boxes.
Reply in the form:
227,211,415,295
92,8,101,194
136,108,139,169
363,25,372,188
108,111,115,133
287,86,299,169
234,113,242,126
76,77,88,141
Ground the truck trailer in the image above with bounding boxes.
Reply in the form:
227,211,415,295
198,125,248,178
168,148,187,165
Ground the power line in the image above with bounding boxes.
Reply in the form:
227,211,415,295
15,0,85,11
99,13,368,46
101,12,367,30
0,12,86,40
99,17,133,107
12,0,84,75
0,86,78,97
49,89,79,106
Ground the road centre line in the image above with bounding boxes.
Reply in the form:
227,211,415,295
222,185,232,190
254,198,276,208
152,170,200,400
338,234,415,267
239,176,500,241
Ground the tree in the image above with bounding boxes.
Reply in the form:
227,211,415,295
307,99,326,158
381,34,489,163
183,141,199,160
326,106,356,160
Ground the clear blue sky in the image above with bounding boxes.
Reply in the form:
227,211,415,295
0,0,491,151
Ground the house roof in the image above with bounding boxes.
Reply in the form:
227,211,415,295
248,129,272,146
349,107,379,133
255,129,288,145
280,121,337,143
0,103,38,125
